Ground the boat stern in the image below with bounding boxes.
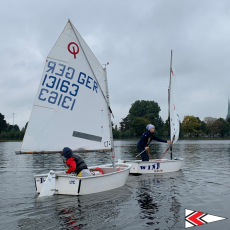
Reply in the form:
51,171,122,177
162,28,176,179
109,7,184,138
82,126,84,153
34,174,48,193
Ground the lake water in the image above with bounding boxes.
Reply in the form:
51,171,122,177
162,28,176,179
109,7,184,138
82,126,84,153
0,140,230,230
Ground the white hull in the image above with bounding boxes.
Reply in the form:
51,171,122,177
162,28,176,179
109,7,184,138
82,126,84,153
122,158,183,174
34,163,132,196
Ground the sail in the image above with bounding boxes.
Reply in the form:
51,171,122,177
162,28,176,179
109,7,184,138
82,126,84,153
21,20,112,152
169,54,180,144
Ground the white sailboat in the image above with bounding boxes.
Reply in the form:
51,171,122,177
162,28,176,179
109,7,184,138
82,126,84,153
122,50,184,174
16,20,132,196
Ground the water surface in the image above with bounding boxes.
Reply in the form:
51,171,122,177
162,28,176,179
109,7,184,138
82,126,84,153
0,140,230,229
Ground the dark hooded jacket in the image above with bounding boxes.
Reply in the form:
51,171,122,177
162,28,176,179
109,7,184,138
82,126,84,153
137,131,167,149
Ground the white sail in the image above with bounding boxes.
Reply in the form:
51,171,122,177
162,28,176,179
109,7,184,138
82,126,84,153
21,21,112,152
121,50,184,174
169,52,180,144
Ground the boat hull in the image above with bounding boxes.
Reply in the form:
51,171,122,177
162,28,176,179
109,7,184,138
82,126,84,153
122,158,183,174
34,163,132,195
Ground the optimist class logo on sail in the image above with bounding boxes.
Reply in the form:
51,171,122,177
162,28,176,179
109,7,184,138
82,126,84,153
68,42,79,58
38,60,99,111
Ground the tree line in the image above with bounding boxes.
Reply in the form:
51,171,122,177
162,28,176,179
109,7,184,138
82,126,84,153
1,99,230,141
0,113,27,140
112,100,230,139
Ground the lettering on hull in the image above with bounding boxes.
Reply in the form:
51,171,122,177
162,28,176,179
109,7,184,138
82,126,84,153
140,163,163,172
37,177,46,184
69,180,75,184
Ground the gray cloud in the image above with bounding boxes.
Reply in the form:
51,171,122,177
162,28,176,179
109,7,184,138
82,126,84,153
1,0,230,129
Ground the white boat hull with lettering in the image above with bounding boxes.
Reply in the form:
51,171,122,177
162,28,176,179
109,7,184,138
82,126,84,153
122,158,183,174
34,163,132,196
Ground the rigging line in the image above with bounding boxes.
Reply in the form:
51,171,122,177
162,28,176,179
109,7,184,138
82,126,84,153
135,143,153,158
68,20,114,118
159,147,169,160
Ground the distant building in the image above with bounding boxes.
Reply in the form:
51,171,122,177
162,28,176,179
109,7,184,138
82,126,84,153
227,98,230,120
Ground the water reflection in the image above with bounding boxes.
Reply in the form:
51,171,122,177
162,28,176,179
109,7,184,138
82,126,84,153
16,185,132,230
1,140,230,230
58,201,83,230
135,172,183,228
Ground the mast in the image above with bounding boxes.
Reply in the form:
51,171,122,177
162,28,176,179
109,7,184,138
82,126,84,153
104,67,115,167
68,19,114,158
68,19,114,118
169,50,173,160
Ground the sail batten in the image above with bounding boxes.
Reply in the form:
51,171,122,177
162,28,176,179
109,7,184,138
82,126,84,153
21,20,112,152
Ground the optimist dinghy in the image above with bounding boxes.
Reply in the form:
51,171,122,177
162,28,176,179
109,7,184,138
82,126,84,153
16,19,132,196
122,50,184,174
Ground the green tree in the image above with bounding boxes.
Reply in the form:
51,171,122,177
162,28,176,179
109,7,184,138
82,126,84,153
200,121,207,134
6,124,20,132
122,130,133,139
24,122,28,130
112,129,120,139
179,122,184,138
182,115,201,137
128,100,160,121
132,117,150,137
217,118,230,137
212,120,222,136
21,121,29,139
119,116,132,131
196,117,207,136
121,100,163,133
13,125,20,132
0,113,7,134
226,117,230,124
163,119,170,137
203,117,219,137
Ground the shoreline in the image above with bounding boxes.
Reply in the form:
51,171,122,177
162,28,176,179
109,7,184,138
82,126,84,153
0,140,22,142
1,138,230,143
114,138,230,141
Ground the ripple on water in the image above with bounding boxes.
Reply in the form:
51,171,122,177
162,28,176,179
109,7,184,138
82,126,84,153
1,140,230,229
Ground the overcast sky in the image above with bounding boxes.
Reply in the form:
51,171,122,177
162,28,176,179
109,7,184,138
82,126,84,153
1,0,230,129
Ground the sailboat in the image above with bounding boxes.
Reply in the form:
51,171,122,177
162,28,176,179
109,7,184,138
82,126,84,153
16,19,132,196
121,50,184,174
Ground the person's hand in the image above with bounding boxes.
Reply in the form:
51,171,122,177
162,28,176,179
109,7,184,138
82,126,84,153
145,147,149,150
167,141,171,144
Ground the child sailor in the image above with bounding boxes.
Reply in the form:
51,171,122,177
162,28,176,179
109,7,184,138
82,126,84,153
137,124,171,161
62,147,91,177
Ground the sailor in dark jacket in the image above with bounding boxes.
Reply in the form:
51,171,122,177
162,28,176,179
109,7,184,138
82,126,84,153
62,147,91,177
137,124,171,161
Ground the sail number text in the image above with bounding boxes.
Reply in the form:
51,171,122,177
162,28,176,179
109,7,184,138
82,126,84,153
38,61,99,110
